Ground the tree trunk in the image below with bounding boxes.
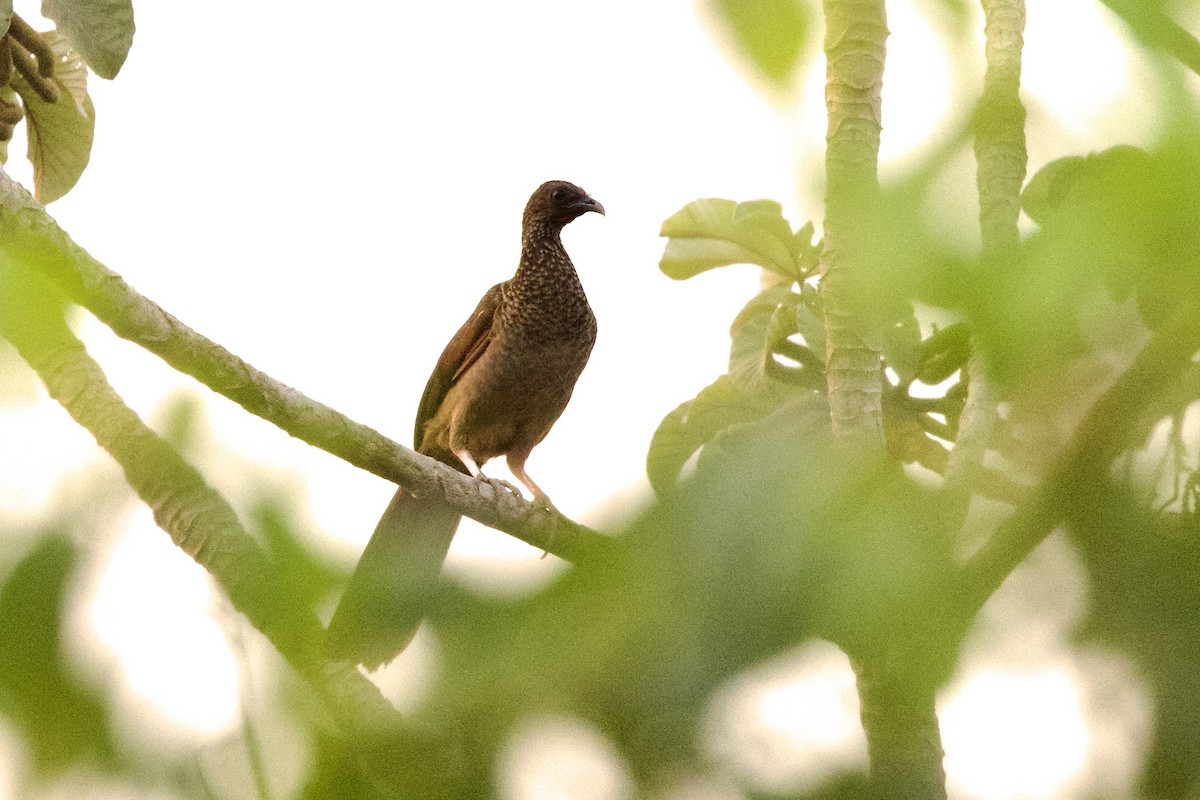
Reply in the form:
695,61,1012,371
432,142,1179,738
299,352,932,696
853,657,948,800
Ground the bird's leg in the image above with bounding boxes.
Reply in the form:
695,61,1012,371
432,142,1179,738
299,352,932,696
454,447,521,499
507,455,559,558
506,457,556,512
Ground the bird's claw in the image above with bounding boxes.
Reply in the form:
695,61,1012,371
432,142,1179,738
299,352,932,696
475,473,521,499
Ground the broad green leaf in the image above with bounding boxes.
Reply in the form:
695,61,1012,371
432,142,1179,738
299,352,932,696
12,33,94,203
706,0,811,91
41,0,133,79
0,3,11,38
660,198,804,279
646,375,791,495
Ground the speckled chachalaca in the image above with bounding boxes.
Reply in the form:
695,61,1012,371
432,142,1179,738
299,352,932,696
325,180,604,669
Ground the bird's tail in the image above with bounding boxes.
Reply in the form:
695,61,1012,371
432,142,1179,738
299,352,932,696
325,487,460,670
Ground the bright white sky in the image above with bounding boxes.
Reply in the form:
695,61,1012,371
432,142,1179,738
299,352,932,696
0,0,1175,798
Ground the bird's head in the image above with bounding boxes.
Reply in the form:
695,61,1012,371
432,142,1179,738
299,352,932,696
525,180,605,228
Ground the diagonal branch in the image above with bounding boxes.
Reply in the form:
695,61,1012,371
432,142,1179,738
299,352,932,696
0,169,612,567
0,267,410,748
1099,0,1200,77
957,307,1200,615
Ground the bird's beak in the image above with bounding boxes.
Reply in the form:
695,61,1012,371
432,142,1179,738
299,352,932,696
571,196,605,216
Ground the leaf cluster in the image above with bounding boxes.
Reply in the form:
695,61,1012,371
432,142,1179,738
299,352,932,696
650,197,977,494
0,1,134,202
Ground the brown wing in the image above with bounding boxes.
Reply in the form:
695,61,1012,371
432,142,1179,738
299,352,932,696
413,282,505,453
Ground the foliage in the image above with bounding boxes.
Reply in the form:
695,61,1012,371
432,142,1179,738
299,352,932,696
0,1,133,202
3,1,1200,799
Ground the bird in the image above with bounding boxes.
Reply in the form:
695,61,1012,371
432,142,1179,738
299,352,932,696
325,180,604,669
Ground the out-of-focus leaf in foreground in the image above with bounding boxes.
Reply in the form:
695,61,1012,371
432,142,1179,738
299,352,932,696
0,535,116,776
704,0,811,91
419,398,956,791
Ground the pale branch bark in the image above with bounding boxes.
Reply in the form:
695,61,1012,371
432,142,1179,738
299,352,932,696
0,270,410,749
957,308,1200,615
820,0,888,444
0,170,611,568
822,2,949,796
944,0,1026,519
974,0,1026,264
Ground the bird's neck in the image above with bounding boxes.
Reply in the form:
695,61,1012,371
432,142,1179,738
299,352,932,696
516,223,574,280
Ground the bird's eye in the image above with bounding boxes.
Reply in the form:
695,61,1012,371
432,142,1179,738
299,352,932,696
551,188,565,202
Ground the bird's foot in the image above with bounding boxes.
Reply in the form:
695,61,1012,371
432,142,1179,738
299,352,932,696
475,473,521,500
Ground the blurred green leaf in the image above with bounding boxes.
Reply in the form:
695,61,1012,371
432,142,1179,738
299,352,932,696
794,291,827,364
1071,489,1200,798
880,313,922,386
41,0,134,79
425,396,956,786
660,198,812,280
154,391,205,454
928,0,973,31
0,534,116,775
705,0,811,91
915,322,970,386
11,30,94,203
646,375,794,495
253,496,342,612
975,144,1200,388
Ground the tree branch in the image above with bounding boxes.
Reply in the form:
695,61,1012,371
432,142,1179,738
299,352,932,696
1100,0,1200,77
0,267,413,752
0,169,612,567
957,308,1200,615
945,0,1026,523
820,0,888,444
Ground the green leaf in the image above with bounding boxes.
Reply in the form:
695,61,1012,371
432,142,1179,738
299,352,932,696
729,310,773,393
916,322,971,385
881,312,922,385
0,535,116,773
707,0,811,91
793,220,820,272
660,198,804,280
728,284,803,393
12,32,94,203
794,296,826,364
729,283,799,336
646,375,791,495
41,0,134,79
0,3,11,39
